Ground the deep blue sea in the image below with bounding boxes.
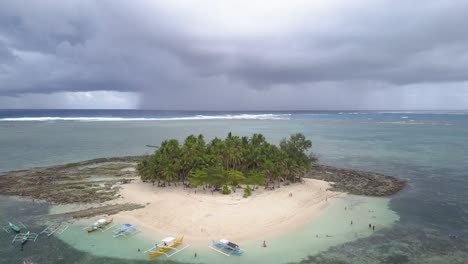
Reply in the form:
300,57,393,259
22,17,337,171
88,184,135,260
0,109,467,263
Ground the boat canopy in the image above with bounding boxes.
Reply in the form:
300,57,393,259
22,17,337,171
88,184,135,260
220,239,229,244
97,219,107,224
162,237,176,243
227,242,239,249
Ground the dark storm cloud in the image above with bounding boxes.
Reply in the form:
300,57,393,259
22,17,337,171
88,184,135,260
0,0,467,109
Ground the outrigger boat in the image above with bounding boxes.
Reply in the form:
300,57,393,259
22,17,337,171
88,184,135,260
41,222,70,237
112,223,140,238
2,221,26,233
12,231,38,245
9,222,21,233
209,239,245,256
21,231,30,245
84,217,114,233
144,236,190,259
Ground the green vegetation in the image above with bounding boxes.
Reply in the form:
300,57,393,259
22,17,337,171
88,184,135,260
243,186,252,198
137,133,316,193
222,185,231,195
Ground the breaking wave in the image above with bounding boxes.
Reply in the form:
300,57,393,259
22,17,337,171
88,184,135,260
0,114,291,122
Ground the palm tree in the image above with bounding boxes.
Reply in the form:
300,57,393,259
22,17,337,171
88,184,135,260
245,170,266,189
227,170,246,190
137,132,315,191
190,169,208,188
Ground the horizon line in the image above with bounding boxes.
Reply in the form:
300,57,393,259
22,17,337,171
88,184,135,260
1,109,468,112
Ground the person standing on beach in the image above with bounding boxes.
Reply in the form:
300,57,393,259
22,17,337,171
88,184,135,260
369,223,372,229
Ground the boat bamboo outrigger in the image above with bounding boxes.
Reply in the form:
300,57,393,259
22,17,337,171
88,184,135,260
83,217,114,233
12,231,38,245
112,223,140,238
209,239,245,256
41,222,70,237
2,221,26,233
144,236,189,259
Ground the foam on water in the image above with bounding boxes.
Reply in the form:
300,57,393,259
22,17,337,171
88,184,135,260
0,114,291,122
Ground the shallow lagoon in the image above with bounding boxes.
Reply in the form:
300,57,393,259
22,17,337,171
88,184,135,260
56,196,398,264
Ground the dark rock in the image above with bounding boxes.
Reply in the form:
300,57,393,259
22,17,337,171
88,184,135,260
306,164,406,196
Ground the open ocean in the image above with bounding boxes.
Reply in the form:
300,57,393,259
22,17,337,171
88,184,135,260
0,109,467,264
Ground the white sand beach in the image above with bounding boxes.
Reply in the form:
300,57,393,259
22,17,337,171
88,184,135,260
114,179,344,244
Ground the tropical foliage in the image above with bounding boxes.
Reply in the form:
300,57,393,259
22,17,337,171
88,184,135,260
137,133,316,192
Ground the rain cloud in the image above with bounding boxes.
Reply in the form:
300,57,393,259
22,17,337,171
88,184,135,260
0,0,467,109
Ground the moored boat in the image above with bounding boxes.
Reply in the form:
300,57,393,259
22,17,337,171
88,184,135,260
9,222,21,233
12,231,39,244
21,231,30,245
146,236,189,259
112,223,141,237
85,217,113,233
41,222,70,237
210,239,245,256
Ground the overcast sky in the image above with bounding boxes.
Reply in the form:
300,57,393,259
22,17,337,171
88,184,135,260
1,0,467,110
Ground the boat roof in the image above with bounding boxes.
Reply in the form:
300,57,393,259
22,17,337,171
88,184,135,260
220,239,229,244
162,237,176,243
227,242,239,248
97,219,107,223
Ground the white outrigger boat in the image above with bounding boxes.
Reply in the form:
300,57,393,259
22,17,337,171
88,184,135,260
83,217,114,233
112,223,140,238
209,239,245,256
144,236,189,259
41,222,69,237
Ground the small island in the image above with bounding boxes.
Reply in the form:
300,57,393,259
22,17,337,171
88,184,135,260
137,133,317,196
0,133,405,243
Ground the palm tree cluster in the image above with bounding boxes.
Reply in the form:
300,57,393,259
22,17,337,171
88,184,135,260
137,132,317,193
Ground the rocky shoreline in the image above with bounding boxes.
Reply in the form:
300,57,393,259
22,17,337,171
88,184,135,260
307,164,406,196
0,156,145,204
49,203,145,220
0,155,405,206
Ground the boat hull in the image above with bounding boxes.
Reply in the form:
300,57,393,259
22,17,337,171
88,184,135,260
86,217,113,233
212,240,243,255
22,231,30,245
148,236,184,259
9,222,20,233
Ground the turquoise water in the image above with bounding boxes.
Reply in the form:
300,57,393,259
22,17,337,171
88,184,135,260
54,196,397,264
0,110,467,263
